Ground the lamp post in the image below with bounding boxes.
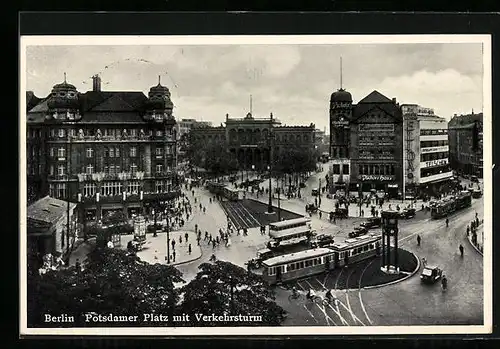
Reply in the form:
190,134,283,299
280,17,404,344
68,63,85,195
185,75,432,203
277,187,281,221
358,182,362,217
268,165,273,214
165,206,171,264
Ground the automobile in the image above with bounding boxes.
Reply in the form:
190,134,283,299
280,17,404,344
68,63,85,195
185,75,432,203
349,226,368,238
360,217,382,229
470,175,479,183
420,265,443,283
246,248,275,269
472,189,482,198
311,188,319,196
399,208,416,219
313,234,335,247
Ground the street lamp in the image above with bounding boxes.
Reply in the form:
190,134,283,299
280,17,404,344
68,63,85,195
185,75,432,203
267,165,273,214
165,206,171,264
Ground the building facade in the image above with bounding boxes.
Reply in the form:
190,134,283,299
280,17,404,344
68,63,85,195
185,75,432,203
26,75,180,224
448,112,483,178
402,104,453,197
190,112,316,171
328,89,403,196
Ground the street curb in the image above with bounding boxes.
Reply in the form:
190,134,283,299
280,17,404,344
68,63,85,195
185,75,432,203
168,250,203,267
362,250,420,290
467,228,483,257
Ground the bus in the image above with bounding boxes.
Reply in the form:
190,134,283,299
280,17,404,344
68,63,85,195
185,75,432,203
268,217,312,248
431,191,472,219
259,233,382,285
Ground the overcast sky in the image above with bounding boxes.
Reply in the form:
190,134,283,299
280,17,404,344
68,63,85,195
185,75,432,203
26,43,484,132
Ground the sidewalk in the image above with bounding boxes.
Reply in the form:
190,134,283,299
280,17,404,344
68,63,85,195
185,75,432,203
133,230,202,266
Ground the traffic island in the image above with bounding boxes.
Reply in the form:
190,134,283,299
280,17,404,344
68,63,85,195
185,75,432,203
124,230,202,266
358,248,419,289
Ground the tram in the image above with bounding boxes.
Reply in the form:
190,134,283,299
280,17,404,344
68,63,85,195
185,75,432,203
222,186,244,201
258,233,382,285
431,190,472,219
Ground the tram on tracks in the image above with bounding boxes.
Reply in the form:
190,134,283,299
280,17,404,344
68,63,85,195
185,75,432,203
256,233,382,285
431,190,472,219
222,186,244,201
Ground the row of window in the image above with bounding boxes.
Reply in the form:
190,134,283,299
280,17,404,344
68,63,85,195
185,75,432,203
420,165,451,178
420,151,449,162
48,128,171,138
358,124,395,132
421,140,448,148
48,146,172,159
49,163,174,176
81,180,173,198
359,164,396,175
359,149,395,159
420,129,447,136
331,164,350,175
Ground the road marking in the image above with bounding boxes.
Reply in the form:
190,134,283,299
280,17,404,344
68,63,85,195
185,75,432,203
358,260,374,325
344,269,358,323
302,304,319,324
315,276,365,326
303,279,349,326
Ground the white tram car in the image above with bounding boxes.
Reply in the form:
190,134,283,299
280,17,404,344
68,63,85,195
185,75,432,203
260,233,382,285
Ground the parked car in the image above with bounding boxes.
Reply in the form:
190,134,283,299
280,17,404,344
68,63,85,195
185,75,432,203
420,265,443,284
360,217,382,229
311,188,319,196
349,226,368,238
313,234,335,247
400,208,416,219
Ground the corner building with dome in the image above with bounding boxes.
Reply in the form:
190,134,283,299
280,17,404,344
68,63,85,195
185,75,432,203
26,74,180,223
329,88,404,198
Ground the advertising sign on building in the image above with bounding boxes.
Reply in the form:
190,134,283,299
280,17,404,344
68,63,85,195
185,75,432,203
358,175,395,181
421,146,449,154
422,159,449,168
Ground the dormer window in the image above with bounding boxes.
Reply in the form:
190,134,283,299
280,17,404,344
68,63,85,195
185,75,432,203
59,92,66,97
51,93,56,97
68,92,76,97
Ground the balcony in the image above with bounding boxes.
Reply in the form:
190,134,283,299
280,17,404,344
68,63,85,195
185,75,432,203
48,134,175,143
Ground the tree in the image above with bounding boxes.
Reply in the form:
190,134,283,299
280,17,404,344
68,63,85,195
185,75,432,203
276,145,317,184
27,247,184,327
180,259,286,326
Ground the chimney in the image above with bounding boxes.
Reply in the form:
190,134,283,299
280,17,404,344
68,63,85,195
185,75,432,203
92,74,102,92
392,98,397,103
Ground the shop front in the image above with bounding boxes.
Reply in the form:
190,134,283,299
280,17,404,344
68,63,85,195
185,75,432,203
356,175,399,198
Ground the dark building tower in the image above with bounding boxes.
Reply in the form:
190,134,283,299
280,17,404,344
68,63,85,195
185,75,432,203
328,58,353,193
46,73,81,121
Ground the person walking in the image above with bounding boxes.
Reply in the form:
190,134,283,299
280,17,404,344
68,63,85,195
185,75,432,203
184,232,189,242
417,234,421,246
204,231,208,241
319,211,322,219
171,239,176,250
459,244,464,257
197,235,201,246
188,244,192,255
172,250,176,263
446,218,449,228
